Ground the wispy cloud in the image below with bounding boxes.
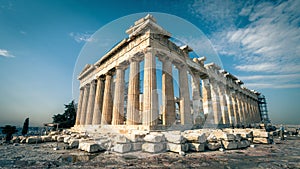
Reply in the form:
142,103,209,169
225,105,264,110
69,32,95,43
0,49,15,58
189,0,300,89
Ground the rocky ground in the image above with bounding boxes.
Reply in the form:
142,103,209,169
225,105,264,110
0,135,299,169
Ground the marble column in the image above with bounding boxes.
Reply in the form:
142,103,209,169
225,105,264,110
210,79,222,125
225,87,235,125
92,77,105,125
85,80,96,125
112,65,126,125
231,90,240,125
75,87,84,125
255,100,261,123
178,65,192,125
101,73,113,125
202,78,213,123
127,58,140,125
241,94,247,124
80,84,90,125
245,96,251,124
192,73,204,126
218,84,229,125
161,57,175,125
236,92,244,125
142,48,158,126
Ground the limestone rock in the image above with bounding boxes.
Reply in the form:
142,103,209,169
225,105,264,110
26,136,42,144
167,143,189,153
183,133,206,143
252,130,269,138
41,136,52,142
142,142,165,153
188,143,205,152
57,136,64,142
164,132,186,144
78,142,103,153
144,134,165,143
113,143,132,153
206,142,221,150
63,136,71,143
237,140,250,148
253,137,270,144
222,141,238,150
115,135,131,144
132,142,143,151
69,139,79,148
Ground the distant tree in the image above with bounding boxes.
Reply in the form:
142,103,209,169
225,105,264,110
52,100,77,128
1,125,18,143
21,118,29,136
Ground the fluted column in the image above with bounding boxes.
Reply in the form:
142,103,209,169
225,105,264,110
112,65,126,125
225,87,234,125
127,58,140,125
210,79,222,124
255,100,261,122
202,78,213,123
218,84,229,125
245,96,251,124
75,87,84,125
101,73,113,125
142,48,158,126
80,84,90,125
161,57,175,125
231,90,240,125
241,94,247,124
178,65,192,125
236,92,244,125
85,80,96,125
92,77,105,125
192,73,204,126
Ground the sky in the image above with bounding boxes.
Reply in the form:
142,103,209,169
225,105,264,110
0,0,299,126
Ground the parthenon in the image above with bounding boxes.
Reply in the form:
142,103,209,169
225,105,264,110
74,14,262,132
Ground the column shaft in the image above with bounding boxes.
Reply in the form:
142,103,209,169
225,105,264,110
127,60,140,125
101,74,113,125
80,85,90,125
202,78,213,124
75,88,84,125
219,84,229,125
85,81,96,125
92,77,104,125
210,80,221,124
191,74,204,126
179,66,192,125
142,49,158,126
231,91,240,125
112,67,125,125
162,59,175,125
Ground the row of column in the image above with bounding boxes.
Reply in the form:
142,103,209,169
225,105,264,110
201,77,261,126
75,48,194,127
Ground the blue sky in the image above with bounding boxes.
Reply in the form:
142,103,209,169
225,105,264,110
0,0,299,126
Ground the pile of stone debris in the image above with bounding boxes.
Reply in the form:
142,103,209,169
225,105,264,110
5,127,283,155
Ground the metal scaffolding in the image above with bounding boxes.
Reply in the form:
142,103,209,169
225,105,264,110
258,94,270,123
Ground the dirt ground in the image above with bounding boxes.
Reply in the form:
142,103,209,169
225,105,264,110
0,135,299,169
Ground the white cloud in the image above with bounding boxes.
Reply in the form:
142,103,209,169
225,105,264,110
0,49,15,58
69,32,95,43
189,0,300,89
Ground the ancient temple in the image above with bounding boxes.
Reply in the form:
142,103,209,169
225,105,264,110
74,14,262,131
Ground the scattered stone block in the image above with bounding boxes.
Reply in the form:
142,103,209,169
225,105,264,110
144,134,165,143
69,139,79,148
132,142,143,151
63,136,71,143
253,137,270,144
114,143,132,153
12,136,20,143
206,142,221,150
51,135,58,141
167,143,188,153
142,142,165,153
252,130,269,138
78,142,103,153
115,135,131,144
20,138,26,144
188,143,205,152
26,136,42,144
222,141,238,150
183,133,206,143
164,132,186,144
237,140,250,148
57,136,64,142
41,136,52,142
